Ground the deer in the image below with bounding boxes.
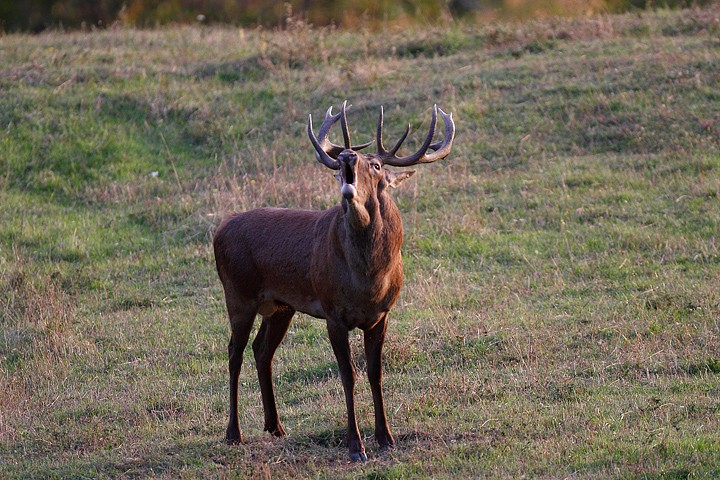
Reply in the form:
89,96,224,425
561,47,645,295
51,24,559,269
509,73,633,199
212,101,455,462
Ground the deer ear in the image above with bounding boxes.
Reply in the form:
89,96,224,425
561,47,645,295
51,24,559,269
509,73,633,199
385,170,415,189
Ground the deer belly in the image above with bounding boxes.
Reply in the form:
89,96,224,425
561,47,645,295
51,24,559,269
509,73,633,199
257,292,326,319
295,299,326,319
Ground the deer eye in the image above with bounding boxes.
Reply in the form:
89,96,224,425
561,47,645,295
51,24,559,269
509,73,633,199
372,163,381,171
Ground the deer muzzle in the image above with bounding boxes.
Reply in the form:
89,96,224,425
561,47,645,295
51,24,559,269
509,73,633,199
338,150,358,200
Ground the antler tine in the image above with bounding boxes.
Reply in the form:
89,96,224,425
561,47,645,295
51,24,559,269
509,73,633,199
424,107,455,161
309,102,373,167
377,105,412,157
376,106,386,154
316,106,337,142
315,106,343,155
381,105,455,167
340,101,351,149
308,113,340,169
382,105,449,167
387,124,411,157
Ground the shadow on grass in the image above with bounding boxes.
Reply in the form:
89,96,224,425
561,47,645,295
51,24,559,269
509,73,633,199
5,424,500,478
6,438,223,478
277,359,338,386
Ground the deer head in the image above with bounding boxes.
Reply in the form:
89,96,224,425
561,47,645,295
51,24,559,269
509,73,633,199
308,102,455,216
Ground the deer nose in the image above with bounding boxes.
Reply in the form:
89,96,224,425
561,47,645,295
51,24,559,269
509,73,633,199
338,150,357,165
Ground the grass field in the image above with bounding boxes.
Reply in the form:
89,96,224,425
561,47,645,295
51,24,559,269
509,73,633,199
1,5,719,478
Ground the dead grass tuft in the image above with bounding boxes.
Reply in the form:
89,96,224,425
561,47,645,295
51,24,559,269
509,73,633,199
0,253,96,447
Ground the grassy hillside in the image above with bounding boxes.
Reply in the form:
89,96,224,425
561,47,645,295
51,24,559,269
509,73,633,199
1,6,719,478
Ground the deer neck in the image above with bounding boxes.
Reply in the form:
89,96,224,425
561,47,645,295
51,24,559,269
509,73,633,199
341,191,403,274
344,194,372,231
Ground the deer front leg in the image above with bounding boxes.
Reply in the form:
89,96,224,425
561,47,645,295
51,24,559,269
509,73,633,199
364,314,395,450
226,309,256,445
327,320,366,462
252,307,294,437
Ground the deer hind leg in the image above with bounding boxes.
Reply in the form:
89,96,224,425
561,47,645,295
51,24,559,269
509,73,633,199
226,307,257,445
364,314,395,450
327,320,366,462
252,305,294,437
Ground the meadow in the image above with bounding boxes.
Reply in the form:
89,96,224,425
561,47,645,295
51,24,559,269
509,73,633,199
1,5,719,478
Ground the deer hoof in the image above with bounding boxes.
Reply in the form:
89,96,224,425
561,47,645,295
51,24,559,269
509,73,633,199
380,442,395,452
349,451,368,463
226,435,243,446
376,431,395,450
266,423,286,437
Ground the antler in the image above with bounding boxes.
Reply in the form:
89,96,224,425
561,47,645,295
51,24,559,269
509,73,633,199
308,101,373,170
377,105,455,167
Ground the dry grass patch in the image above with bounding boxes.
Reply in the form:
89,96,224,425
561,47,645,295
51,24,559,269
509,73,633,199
2,4,720,478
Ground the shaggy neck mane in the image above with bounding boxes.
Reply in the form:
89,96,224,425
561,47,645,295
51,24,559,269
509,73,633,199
341,191,403,278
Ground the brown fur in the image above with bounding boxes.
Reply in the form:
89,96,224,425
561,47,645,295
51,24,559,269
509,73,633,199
213,103,454,462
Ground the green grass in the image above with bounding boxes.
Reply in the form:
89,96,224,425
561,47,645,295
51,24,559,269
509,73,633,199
2,6,720,478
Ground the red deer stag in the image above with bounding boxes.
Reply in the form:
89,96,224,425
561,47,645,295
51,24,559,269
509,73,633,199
213,101,455,462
